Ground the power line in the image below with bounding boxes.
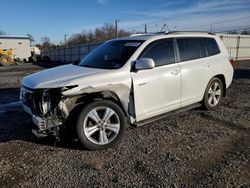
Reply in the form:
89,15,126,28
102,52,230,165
216,25,250,32
180,16,250,30
212,15,250,25
122,16,250,33
217,27,250,33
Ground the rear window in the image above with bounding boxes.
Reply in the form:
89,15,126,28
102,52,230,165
177,38,200,61
203,38,220,56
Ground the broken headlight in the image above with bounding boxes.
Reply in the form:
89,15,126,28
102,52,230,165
41,91,51,115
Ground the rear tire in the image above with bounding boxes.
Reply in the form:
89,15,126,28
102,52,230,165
202,78,223,110
76,100,126,150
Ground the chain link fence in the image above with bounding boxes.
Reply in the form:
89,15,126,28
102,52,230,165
41,43,101,63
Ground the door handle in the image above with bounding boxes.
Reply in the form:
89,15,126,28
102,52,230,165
138,82,147,86
171,69,181,75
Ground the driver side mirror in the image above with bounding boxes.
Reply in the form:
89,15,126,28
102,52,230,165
135,58,155,70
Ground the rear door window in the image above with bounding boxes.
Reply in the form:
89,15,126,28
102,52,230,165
140,39,175,67
177,38,200,61
203,38,220,56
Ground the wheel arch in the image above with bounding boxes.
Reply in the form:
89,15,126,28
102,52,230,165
213,74,226,97
202,74,226,102
68,90,127,117
75,97,127,150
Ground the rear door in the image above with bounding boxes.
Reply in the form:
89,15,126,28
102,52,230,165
203,37,221,74
176,37,213,107
131,39,181,121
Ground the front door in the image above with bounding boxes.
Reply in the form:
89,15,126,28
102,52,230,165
131,39,181,121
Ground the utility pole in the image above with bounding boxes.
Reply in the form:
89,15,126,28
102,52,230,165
64,34,68,44
210,24,213,32
144,24,147,33
115,19,120,38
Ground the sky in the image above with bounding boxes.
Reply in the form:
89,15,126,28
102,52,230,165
1,0,250,44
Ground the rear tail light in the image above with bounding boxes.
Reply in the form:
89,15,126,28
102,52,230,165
229,58,236,66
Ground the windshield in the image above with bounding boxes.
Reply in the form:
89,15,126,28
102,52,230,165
79,40,144,69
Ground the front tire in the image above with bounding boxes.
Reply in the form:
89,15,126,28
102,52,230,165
203,77,223,110
76,100,126,150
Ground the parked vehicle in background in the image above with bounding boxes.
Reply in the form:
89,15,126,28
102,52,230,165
20,32,234,150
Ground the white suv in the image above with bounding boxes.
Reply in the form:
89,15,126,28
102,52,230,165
20,32,234,150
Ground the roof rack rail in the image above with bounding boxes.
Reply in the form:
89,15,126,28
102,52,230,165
129,32,166,37
129,33,151,37
165,31,215,35
129,31,215,37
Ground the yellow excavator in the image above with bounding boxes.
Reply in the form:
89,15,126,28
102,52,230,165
0,48,14,66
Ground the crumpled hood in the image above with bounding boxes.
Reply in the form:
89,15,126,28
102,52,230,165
22,64,108,89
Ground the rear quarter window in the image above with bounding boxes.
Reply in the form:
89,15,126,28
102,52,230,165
203,38,220,56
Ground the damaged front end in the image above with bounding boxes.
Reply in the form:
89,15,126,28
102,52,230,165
20,86,73,138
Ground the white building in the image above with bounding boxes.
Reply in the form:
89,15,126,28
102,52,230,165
0,35,31,61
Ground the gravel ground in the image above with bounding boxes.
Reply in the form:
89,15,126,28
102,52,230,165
0,61,249,187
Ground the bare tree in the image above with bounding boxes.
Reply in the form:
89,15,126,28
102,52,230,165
40,23,132,49
41,36,50,44
241,29,250,35
227,30,238,34
65,23,131,46
41,36,52,50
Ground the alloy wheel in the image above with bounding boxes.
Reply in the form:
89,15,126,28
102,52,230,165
207,82,222,106
83,106,120,145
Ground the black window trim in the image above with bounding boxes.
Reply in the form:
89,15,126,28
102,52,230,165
198,38,208,57
137,38,177,68
173,38,181,62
